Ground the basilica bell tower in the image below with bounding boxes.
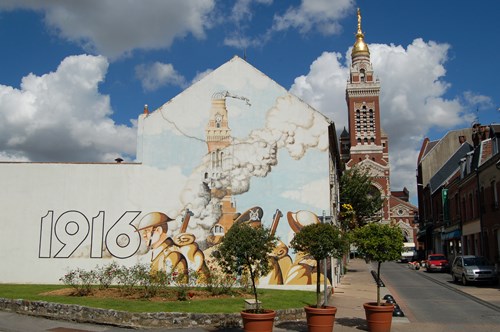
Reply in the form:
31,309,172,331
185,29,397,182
341,8,391,222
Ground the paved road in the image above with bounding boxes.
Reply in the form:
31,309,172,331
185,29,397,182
381,261,500,332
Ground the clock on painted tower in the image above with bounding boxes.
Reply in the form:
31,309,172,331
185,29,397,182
215,113,222,127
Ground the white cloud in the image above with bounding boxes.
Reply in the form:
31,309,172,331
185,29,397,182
0,0,216,59
272,0,355,35
230,0,273,23
135,62,187,91
224,0,354,50
282,178,330,210
191,69,213,85
0,55,136,162
290,38,472,202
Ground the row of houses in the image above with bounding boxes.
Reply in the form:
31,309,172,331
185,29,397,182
417,123,500,266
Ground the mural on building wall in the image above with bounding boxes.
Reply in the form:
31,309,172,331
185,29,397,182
2,57,334,285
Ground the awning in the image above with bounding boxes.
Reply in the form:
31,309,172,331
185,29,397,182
441,229,461,240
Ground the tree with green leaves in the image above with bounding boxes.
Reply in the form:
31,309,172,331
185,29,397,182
339,166,384,229
290,223,348,308
214,222,277,313
351,223,404,305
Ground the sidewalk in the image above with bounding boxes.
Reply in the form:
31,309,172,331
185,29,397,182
326,258,382,331
271,258,407,332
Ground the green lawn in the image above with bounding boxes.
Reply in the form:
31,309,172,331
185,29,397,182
0,284,315,313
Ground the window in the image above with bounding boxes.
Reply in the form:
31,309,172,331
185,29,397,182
469,192,474,220
360,69,366,82
462,196,467,221
213,224,224,236
492,180,498,209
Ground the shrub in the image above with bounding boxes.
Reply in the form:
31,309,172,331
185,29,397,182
94,261,120,289
59,268,97,296
203,258,238,296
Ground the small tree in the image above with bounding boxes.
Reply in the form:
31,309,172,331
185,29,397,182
215,222,277,312
290,223,348,308
340,166,384,228
352,223,403,305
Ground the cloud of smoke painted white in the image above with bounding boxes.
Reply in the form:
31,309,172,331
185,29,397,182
177,94,329,242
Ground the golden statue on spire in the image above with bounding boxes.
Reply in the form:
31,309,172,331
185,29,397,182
352,7,370,56
357,8,362,34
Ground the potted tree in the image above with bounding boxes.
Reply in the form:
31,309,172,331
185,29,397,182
289,222,348,332
352,222,404,332
215,222,278,332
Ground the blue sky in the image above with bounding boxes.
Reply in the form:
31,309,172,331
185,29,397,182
0,0,499,204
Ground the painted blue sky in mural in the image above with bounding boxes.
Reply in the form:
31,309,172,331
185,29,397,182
0,0,499,205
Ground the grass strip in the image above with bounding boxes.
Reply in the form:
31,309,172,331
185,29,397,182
0,284,315,313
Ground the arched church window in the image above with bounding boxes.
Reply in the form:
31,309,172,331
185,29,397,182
360,69,366,82
213,224,224,236
211,151,216,168
219,151,224,168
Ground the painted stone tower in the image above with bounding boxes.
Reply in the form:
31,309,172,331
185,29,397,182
340,9,391,222
204,91,247,243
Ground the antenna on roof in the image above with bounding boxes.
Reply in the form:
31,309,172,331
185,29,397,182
243,48,247,61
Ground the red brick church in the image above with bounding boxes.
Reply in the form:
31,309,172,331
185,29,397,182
340,9,419,247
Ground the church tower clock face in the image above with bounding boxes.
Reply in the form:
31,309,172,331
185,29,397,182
215,113,222,126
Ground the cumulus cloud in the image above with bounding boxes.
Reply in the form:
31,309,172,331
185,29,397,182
272,0,354,35
230,0,273,23
135,62,187,91
224,0,355,50
0,55,136,162
290,38,474,201
282,178,330,210
0,0,215,59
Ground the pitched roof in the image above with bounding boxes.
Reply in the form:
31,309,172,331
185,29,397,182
430,142,473,193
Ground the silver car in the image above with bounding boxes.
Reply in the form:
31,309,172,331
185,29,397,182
451,255,498,285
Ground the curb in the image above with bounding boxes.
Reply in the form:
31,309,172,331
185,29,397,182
0,297,306,330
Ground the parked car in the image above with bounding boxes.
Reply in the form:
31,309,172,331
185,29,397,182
425,254,449,272
451,255,498,285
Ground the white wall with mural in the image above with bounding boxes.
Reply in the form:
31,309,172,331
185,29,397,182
0,56,337,286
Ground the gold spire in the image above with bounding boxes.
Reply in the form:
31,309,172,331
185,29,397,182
351,8,370,57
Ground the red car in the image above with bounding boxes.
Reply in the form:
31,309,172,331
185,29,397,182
426,254,450,272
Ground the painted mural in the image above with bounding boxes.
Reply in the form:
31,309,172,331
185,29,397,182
1,57,335,285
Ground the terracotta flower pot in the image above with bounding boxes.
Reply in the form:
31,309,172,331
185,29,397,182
240,309,276,332
304,305,337,332
363,302,394,332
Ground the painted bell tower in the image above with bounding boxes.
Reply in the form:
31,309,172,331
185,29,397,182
204,92,239,244
341,8,391,222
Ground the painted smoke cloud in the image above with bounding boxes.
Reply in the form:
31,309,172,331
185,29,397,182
178,94,329,242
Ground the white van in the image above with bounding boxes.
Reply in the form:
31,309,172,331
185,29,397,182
400,242,416,262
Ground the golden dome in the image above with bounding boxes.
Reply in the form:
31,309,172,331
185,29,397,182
351,8,370,57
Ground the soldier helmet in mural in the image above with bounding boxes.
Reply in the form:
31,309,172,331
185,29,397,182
287,210,320,233
136,212,174,231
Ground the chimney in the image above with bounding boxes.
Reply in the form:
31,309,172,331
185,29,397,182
143,104,149,115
